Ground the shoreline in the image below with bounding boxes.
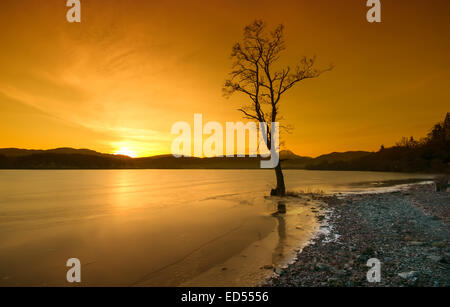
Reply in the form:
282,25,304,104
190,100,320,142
265,183,450,287
182,197,322,287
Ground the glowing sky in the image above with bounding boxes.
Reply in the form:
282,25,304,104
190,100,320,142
1,0,449,157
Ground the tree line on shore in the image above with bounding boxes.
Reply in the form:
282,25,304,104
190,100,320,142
303,113,450,174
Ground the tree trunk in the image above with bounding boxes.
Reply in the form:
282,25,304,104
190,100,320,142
273,163,286,196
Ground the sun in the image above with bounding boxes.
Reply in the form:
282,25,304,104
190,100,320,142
114,147,137,158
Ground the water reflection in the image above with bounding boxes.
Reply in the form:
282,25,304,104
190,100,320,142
272,210,287,264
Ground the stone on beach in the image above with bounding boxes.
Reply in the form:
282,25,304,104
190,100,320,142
398,271,419,279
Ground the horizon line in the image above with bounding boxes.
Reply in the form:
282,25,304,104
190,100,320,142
0,146,376,160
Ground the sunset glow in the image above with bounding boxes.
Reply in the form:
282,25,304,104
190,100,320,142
0,0,449,157
114,147,137,158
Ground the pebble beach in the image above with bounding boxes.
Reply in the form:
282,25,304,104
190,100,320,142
266,183,450,287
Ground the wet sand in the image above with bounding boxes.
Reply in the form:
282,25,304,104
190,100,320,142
181,198,320,286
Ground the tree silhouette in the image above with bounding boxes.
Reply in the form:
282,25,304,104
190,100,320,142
223,20,332,196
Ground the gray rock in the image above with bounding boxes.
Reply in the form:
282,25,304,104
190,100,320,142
398,271,419,279
427,255,442,262
315,263,332,271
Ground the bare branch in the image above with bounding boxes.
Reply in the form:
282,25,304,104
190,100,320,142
223,20,333,150
237,108,260,121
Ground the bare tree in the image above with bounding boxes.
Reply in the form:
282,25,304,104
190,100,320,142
224,20,332,196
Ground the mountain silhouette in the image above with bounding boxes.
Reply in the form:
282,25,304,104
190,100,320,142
1,113,448,172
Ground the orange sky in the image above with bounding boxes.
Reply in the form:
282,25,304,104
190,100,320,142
0,0,449,157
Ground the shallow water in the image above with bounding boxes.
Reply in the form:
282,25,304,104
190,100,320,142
0,170,434,286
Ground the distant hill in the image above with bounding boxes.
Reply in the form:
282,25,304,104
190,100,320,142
279,149,311,160
0,145,446,172
280,150,371,169
0,148,262,169
1,113,448,172
314,151,371,163
0,147,368,170
0,147,110,157
304,113,450,173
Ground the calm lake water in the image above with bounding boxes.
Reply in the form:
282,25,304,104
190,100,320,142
0,170,434,286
